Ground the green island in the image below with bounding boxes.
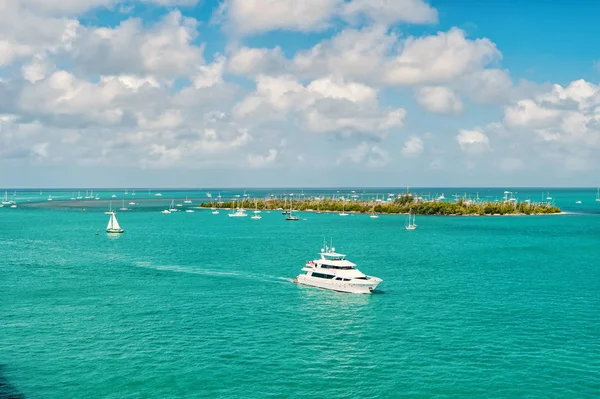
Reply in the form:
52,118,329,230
200,195,561,216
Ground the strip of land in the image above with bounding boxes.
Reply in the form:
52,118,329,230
201,196,561,216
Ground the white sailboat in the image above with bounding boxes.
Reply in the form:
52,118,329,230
2,191,12,205
76,191,82,200
132,189,136,196
405,210,417,230
47,195,52,201
339,201,349,216
285,199,299,221
106,213,124,234
229,200,248,217
184,196,192,204
119,199,128,211
251,200,262,220
369,204,378,219
105,202,115,215
169,200,177,212
596,187,600,202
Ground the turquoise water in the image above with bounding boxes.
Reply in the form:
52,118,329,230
2,188,600,398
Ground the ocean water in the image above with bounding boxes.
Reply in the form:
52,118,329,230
1,188,600,398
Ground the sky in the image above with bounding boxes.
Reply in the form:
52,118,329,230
1,0,600,188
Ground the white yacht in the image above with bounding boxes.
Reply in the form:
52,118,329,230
106,212,124,234
229,203,248,217
405,210,417,230
294,242,382,294
2,191,12,205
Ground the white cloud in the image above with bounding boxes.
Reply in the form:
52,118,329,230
341,0,438,26
69,11,204,79
504,99,561,128
248,148,278,168
194,55,226,88
228,46,289,76
401,137,424,157
22,53,52,83
337,142,390,167
234,75,405,138
456,129,491,154
222,0,340,35
415,86,463,115
385,28,501,86
220,0,438,36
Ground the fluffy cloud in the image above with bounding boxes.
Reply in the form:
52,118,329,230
401,137,424,157
221,0,340,35
456,129,491,154
234,75,404,138
337,142,390,167
341,0,438,26
415,86,463,115
66,11,203,79
248,148,278,168
220,0,437,36
384,28,501,86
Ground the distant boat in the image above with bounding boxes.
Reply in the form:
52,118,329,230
596,187,600,202
285,205,299,221
184,196,192,204
369,204,378,219
2,191,12,205
546,192,553,200
119,199,128,211
212,208,219,215
104,202,115,215
339,201,348,216
10,204,17,208
161,209,171,214
111,194,117,198
576,200,582,204
132,190,136,196
282,197,290,215
251,200,262,220
155,193,162,197
229,201,248,217
47,195,52,201
405,210,417,230
169,200,177,212
128,201,136,205
106,213,124,234
70,192,75,200
76,191,82,200
185,209,195,213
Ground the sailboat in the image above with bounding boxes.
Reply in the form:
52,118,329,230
285,199,299,221
596,187,600,202
132,189,136,196
229,200,248,217
316,201,322,214
282,197,290,215
251,200,262,219
106,212,124,234
546,192,553,200
211,200,219,214
160,200,172,214
404,210,417,230
339,201,349,216
47,195,52,201
184,196,192,204
119,199,128,211
105,202,115,215
169,200,177,212
369,204,378,219
76,191,82,200
2,191,12,205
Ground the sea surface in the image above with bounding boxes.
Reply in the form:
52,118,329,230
1,188,600,398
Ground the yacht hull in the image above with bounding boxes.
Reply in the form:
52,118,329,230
295,275,381,294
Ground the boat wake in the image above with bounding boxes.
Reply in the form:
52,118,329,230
134,261,291,284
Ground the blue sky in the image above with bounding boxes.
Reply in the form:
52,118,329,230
1,0,599,188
